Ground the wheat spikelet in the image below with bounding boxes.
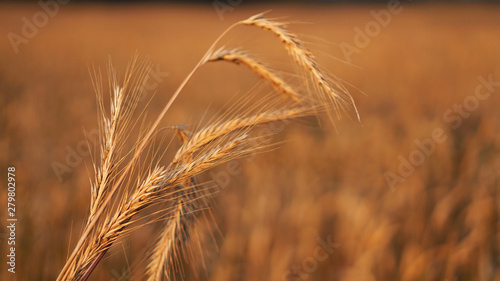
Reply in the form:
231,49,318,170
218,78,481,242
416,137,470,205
88,58,151,221
207,48,301,103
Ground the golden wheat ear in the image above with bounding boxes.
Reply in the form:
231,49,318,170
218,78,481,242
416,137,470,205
239,13,360,121
207,47,302,103
88,58,152,221
57,58,153,281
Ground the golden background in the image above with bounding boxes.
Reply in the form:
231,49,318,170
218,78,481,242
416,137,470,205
1,2,500,281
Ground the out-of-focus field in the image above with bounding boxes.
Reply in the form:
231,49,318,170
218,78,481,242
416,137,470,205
1,3,500,281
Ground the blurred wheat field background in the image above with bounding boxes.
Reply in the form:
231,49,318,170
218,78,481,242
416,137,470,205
1,2,500,281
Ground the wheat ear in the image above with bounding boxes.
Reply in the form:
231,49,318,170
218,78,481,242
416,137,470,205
207,48,301,103
174,106,314,163
88,59,150,221
239,13,360,121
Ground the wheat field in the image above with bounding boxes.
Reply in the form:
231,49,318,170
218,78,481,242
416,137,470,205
1,2,500,281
